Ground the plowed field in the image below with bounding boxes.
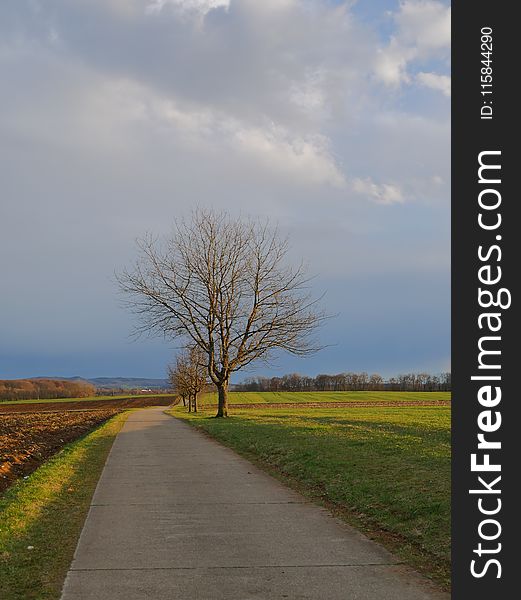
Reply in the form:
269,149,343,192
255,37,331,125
0,410,123,493
0,395,174,414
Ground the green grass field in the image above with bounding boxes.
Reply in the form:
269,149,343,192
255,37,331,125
199,390,450,405
0,412,128,600
172,394,451,587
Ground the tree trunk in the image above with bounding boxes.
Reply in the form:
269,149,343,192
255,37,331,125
193,393,198,413
216,381,229,417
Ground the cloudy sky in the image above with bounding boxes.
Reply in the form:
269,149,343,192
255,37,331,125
0,0,450,380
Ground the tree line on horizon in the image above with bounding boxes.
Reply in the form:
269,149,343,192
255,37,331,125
0,378,97,401
236,371,451,393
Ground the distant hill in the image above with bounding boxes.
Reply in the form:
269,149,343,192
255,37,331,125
89,377,169,390
32,376,169,391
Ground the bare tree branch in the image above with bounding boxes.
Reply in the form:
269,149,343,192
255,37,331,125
117,208,327,416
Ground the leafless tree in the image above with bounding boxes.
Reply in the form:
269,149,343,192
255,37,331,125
168,346,207,412
167,363,188,408
368,373,384,391
118,209,326,416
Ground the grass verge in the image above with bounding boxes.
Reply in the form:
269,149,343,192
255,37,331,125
0,412,128,600
171,404,450,589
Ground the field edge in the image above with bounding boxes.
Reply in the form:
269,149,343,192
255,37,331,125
0,411,128,600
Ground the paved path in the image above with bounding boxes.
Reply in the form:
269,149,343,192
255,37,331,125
61,407,448,599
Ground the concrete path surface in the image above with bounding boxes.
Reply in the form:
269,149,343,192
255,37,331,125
61,407,448,599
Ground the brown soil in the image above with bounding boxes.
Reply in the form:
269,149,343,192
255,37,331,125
230,400,451,409
0,410,122,493
0,395,175,415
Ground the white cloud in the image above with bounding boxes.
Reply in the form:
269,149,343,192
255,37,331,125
396,0,451,52
137,87,346,186
232,126,345,187
1,54,344,189
289,69,327,114
146,0,230,17
417,71,451,96
352,178,404,205
375,1,450,90
0,0,450,205
375,41,415,86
